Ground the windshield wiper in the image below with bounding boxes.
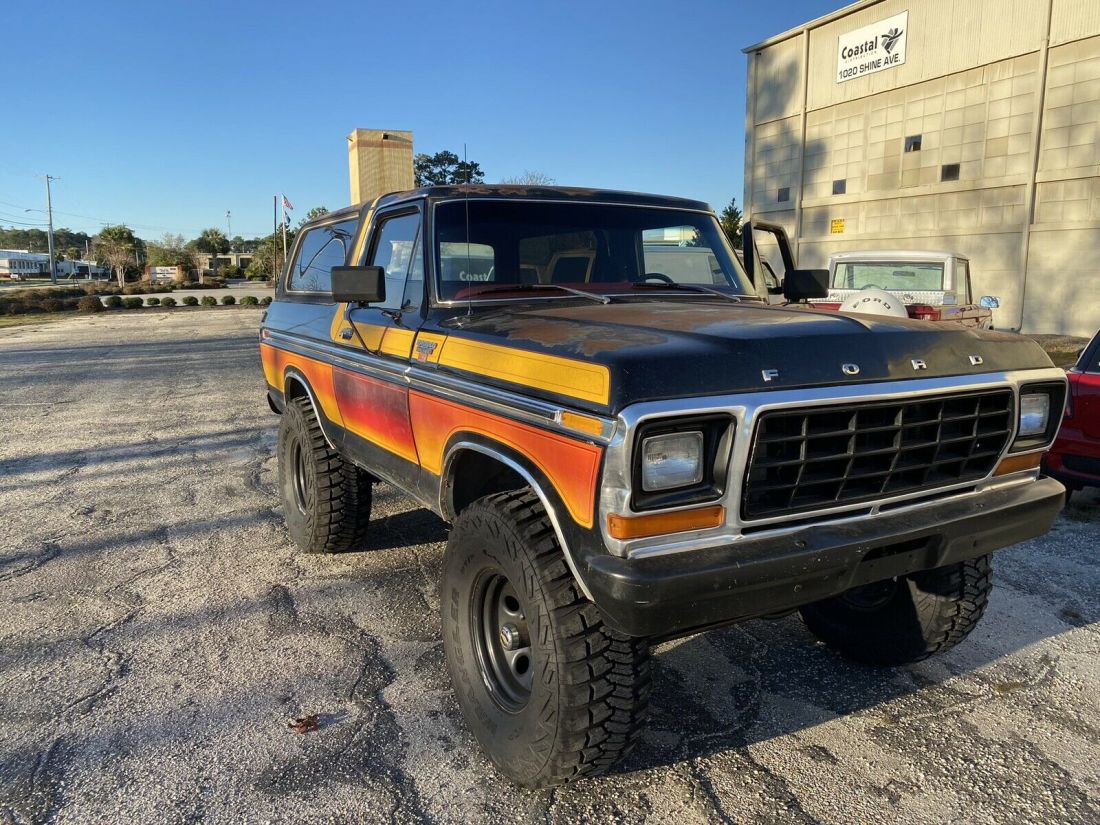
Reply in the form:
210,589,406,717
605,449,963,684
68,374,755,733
462,282,611,304
631,282,746,303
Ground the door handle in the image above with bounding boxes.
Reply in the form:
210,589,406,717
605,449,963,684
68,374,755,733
340,327,354,340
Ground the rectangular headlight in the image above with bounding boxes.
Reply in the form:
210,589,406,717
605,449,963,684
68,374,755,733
641,431,704,491
1018,393,1050,437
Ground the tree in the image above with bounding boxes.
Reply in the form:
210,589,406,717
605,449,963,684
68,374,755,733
414,150,485,187
246,234,284,281
183,242,207,284
0,227,91,256
195,228,230,282
501,170,555,185
95,225,139,288
296,206,329,229
718,197,743,249
146,233,191,269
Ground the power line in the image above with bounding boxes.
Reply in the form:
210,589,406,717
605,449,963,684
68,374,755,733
0,216,50,227
0,197,272,238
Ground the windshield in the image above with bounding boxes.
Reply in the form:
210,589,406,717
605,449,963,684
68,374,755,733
832,261,945,291
433,200,754,302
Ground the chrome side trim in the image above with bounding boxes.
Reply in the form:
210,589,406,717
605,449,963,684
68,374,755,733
440,441,595,601
600,368,1067,559
263,329,616,445
282,370,339,451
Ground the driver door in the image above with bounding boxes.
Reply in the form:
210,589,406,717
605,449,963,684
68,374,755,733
332,206,426,489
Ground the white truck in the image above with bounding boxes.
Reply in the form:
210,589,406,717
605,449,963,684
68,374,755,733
810,250,1000,328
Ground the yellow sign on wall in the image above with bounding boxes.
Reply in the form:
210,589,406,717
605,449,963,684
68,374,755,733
830,219,846,234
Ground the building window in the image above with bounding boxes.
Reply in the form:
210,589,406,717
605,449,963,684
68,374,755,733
941,163,961,182
905,135,922,152
777,187,790,202
832,179,846,195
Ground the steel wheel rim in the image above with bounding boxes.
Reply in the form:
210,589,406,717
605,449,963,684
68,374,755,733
472,570,533,711
290,439,309,515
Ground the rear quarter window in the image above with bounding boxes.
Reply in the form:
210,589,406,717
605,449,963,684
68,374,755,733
287,218,358,294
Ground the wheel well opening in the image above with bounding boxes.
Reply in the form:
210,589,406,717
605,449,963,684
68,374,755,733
449,450,530,517
284,376,309,401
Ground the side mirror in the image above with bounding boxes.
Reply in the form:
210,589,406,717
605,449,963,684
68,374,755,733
979,295,1000,309
332,265,385,304
783,269,829,301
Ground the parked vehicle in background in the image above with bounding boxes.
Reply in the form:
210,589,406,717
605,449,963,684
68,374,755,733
809,250,999,328
260,189,1067,788
1044,329,1100,501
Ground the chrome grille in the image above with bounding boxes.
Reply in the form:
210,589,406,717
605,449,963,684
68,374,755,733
741,389,1014,520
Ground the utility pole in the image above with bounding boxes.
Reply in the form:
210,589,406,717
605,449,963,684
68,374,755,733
40,174,59,283
226,209,232,238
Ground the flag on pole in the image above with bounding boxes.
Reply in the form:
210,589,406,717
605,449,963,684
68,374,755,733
282,194,294,211
283,212,291,227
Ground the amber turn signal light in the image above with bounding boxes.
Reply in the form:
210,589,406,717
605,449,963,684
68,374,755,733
608,505,725,540
558,411,607,438
993,451,1043,476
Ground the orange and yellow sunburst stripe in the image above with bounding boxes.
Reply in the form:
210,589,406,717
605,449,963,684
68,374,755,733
435,337,610,407
260,344,344,427
332,367,419,464
409,391,602,528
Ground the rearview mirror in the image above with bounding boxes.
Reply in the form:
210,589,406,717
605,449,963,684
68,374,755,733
332,265,385,304
783,269,829,301
979,295,1000,309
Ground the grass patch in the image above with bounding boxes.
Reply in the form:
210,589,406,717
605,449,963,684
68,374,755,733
1029,334,1089,368
0,313,70,329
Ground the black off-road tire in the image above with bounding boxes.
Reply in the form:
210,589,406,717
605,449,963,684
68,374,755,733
277,396,372,554
441,489,651,788
800,555,993,666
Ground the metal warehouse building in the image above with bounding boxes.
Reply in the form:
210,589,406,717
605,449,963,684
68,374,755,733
743,0,1100,337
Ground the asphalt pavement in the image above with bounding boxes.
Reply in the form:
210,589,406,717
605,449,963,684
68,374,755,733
0,311,1097,824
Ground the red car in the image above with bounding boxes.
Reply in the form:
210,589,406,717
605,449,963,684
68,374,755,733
1044,329,1100,501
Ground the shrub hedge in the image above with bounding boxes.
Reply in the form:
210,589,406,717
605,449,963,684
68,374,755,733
104,295,123,309
240,295,259,306
220,295,236,305
201,295,218,306
182,295,199,306
160,296,177,307
78,295,105,313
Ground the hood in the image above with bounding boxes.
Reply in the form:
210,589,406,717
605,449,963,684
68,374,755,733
437,300,1053,413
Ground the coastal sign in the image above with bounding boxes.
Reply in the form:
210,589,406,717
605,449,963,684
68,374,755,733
836,10,908,83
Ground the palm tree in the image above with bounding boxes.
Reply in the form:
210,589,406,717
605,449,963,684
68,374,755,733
195,228,230,282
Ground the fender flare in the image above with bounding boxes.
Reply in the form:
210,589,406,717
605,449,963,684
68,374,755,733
440,437,595,602
282,368,339,451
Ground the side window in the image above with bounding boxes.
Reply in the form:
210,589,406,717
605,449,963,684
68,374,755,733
287,218,356,293
402,234,424,310
368,212,421,310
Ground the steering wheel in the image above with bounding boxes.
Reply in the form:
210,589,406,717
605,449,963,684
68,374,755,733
642,272,675,284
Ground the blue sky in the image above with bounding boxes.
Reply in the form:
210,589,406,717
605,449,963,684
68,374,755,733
1,0,838,241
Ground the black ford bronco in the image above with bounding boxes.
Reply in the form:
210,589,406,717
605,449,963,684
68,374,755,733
259,186,1066,787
